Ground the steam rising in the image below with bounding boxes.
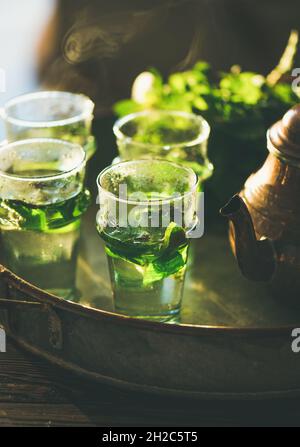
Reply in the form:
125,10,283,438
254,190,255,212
42,1,198,112
63,8,165,64
175,27,202,71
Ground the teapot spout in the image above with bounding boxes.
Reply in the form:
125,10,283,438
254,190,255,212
220,195,275,282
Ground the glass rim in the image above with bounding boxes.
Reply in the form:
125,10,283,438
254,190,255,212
0,138,86,183
113,110,210,150
97,159,199,206
1,91,95,128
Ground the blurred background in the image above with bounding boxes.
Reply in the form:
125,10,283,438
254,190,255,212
0,0,56,137
2,0,300,113
1,0,300,204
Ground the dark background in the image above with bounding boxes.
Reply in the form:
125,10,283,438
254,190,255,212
39,0,300,115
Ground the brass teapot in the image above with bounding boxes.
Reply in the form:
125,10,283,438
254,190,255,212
221,104,300,305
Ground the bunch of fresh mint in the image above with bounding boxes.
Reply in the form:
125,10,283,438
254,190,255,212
113,31,300,208
114,61,298,139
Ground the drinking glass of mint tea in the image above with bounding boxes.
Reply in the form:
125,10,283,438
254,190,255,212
97,159,198,322
0,91,96,160
0,138,90,299
113,110,212,186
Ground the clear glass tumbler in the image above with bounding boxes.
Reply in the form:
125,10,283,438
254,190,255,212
0,91,96,160
97,159,198,322
113,110,213,185
0,138,91,299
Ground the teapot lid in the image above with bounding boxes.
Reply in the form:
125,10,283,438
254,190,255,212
268,104,300,162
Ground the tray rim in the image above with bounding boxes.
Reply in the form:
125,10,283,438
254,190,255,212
1,264,299,337
6,332,300,401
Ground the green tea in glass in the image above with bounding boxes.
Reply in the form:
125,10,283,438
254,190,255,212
1,91,96,160
0,138,90,299
113,110,212,184
97,159,198,322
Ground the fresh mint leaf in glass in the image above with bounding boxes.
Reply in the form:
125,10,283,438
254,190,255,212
0,138,90,299
97,159,198,322
113,110,213,187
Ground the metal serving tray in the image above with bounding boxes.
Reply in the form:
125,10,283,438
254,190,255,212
1,204,300,400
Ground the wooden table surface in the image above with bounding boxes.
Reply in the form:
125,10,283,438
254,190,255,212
0,339,300,427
